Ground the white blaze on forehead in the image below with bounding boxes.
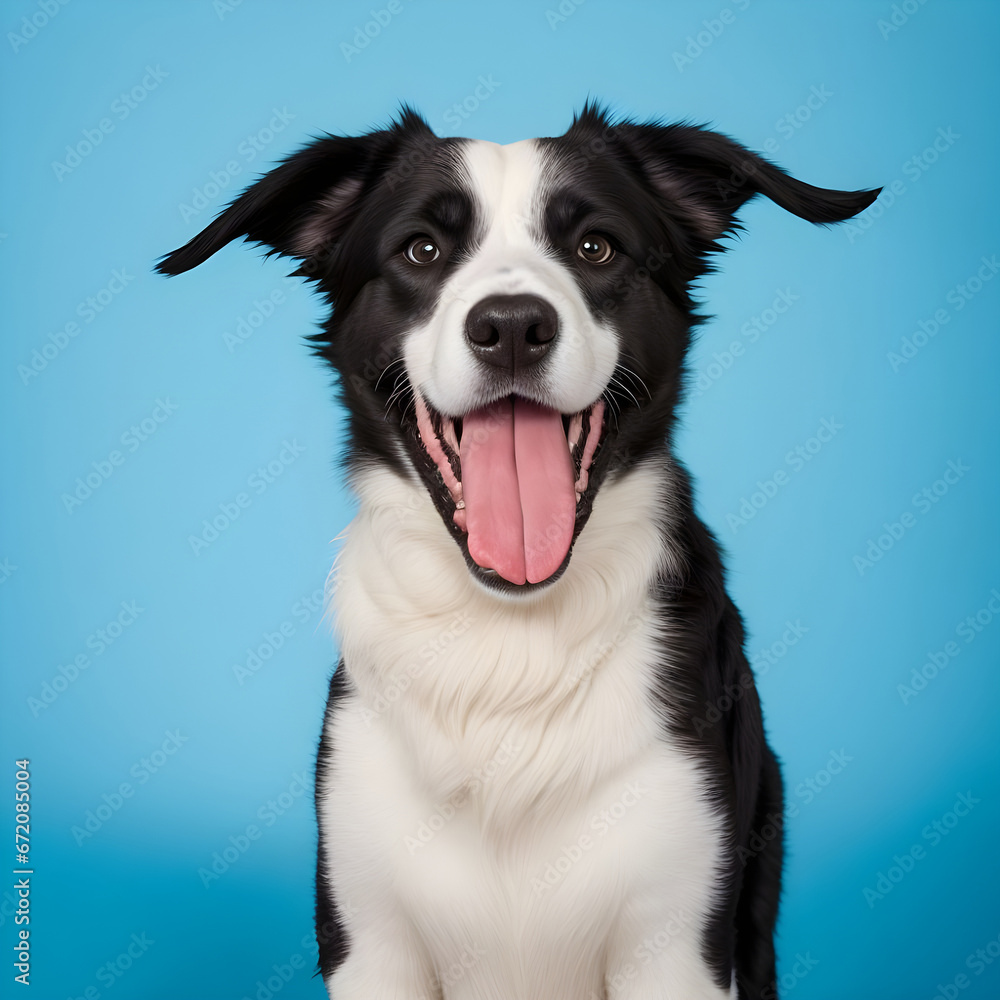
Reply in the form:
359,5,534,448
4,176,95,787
463,137,541,253
403,138,619,417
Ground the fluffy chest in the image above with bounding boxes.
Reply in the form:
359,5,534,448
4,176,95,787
320,464,728,996
328,695,722,967
331,463,680,807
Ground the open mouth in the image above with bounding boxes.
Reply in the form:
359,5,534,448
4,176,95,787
413,393,605,587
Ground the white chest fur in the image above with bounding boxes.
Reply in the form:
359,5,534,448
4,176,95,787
319,464,733,999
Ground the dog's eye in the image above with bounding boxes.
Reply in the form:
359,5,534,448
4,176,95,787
404,236,440,266
577,234,615,265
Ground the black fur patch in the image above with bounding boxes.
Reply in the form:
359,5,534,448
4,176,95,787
313,664,354,980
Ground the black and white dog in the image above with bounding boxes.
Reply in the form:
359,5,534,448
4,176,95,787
160,104,877,999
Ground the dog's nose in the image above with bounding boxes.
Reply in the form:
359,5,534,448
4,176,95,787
464,294,558,372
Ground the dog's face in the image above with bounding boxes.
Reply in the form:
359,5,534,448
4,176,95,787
160,105,877,592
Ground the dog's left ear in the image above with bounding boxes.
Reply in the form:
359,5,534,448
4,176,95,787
617,122,881,241
156,136,373,276
157,111,433,276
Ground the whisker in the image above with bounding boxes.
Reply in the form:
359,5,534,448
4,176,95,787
601,391,620,432
615,360,651,400
384,389,407,418
608,374,641,410
374,357,406,391
383,371,413,418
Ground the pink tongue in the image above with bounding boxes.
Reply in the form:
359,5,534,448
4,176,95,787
460,398,577,585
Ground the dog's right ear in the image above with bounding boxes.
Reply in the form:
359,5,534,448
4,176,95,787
614,118,881,243
157,110,433,276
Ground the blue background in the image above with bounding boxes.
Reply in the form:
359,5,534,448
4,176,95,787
2,1,998,997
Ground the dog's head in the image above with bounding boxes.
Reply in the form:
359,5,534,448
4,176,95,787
159,104,877,592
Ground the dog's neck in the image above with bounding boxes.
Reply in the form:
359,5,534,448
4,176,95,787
332,462,683,815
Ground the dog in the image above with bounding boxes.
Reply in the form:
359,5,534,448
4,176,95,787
159,103,877,999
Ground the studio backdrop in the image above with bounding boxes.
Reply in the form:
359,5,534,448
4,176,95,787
1,1,998,998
